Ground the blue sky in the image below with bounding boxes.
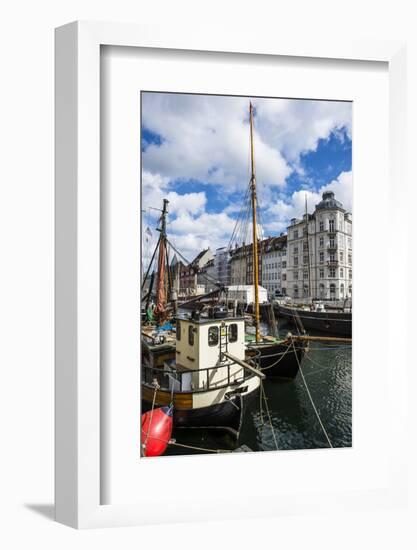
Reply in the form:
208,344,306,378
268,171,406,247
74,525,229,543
141,92,352,261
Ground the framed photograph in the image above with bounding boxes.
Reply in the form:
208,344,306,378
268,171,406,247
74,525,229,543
55,21,407,528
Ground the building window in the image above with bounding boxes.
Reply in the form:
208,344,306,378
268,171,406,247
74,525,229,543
208,326,219,347
349,284,352,295
294,246,298,254
319,221,324,231
348,253,352,264
303,242,308,250
319,283,325,298
340,268,344,277
176,321,181,341
319,268,324,279
294,271,298,280
303,255,308,264
329,238,335,248
282,274,286,281
329,252,335,262
348,238,352,249
282,261,286,268
319,252,324,262
228,324,238,343
294,230,298,239
319,236,324,247
329,219,335,232
340,284,345,298
330,283,336,297
340,251,343,262
188,325,194,346
303,270,308,279
329,267,336,278
294,257,298,266
303,285,309,297
294,285,299,298
349,269,352,279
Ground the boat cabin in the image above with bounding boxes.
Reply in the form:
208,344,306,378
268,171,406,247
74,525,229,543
174,310,246,392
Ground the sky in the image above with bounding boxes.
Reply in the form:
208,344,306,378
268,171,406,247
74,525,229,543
141,92,352,263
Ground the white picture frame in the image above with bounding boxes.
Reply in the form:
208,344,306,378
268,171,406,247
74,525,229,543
55,21,407,529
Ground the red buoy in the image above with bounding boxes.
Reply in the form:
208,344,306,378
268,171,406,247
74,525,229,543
141,406,173,457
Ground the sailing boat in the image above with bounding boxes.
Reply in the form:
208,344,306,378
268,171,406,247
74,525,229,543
141,200,263,439
242,102,307,378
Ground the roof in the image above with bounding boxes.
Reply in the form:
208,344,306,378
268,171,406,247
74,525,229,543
315,191,345,212
191,248,210,264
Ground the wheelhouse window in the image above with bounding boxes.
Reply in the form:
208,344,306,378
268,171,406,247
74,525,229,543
188,325,194,346
208,326,219,347
176,321,181,341
228,323,238,343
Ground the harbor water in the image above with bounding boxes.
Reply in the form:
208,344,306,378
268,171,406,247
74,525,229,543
164,320,352,455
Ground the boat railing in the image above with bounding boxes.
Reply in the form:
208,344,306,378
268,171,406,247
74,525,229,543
142,358,258,393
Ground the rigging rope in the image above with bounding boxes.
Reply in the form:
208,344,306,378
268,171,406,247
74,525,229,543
260,381,280,450
143,381,160,450
291,341,333,448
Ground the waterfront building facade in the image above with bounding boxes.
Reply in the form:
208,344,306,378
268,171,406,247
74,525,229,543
261,235,287,298
214,247,231,287
287,191,352,301
179,248,214,296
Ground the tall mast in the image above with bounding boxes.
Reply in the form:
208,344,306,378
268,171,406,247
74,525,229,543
305,195,312,301
249,103,261,343
154,199,169,325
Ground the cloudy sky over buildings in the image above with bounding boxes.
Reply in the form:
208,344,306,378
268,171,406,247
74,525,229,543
141,92,352,262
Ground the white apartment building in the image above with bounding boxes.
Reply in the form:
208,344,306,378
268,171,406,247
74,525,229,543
286,191,352,301
261,235,287,298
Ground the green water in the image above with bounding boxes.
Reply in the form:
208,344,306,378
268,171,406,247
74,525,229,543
165,322,352,455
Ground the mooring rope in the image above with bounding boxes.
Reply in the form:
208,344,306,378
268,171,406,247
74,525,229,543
144,434,231,454
292,341,333,448
143,381,159,450
260,381,280,450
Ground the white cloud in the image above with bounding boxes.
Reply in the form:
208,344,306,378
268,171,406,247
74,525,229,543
265,171,352,232
142,93,351,207
142,93,294,193
142,170,207,218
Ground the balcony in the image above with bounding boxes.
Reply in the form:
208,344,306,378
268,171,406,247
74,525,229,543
327,260,339,267
327,243,338,251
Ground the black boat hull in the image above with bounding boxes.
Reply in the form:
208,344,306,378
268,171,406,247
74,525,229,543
142,387,259,439
276,305,352,337
247,339,306,379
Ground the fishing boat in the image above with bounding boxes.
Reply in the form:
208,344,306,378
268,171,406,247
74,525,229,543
141,200,262,438
239,102,307,378
142,306,263,438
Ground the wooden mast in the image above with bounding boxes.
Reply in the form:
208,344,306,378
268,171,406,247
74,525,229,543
154,198,169,325
249,102,261,343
